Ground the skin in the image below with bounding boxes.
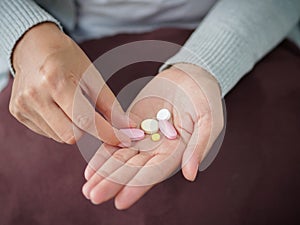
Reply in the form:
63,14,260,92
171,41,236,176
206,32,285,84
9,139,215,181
82,64,224,209
10,23,133,146
10,22,224,209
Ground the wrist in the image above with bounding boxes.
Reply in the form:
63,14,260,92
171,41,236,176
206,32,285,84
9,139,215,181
12,22,68,72
169,63,222,97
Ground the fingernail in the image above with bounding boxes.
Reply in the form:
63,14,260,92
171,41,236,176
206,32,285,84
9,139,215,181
190,163,199,181
116,130,131,148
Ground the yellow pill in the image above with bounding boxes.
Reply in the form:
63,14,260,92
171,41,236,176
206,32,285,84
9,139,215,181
151,133,161,142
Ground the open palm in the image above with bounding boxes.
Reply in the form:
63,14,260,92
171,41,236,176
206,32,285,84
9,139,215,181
82,64,224,209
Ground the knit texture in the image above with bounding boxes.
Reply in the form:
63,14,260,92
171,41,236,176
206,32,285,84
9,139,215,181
0,0,299,96
160,0,300,97
0,0,61,74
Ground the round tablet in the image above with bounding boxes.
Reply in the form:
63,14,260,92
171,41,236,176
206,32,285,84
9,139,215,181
151,133,161,142
156,108,171,121
141,119,159,134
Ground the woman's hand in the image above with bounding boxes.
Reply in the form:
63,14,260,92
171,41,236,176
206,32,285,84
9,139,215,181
10,22,132,146
82,63,224,209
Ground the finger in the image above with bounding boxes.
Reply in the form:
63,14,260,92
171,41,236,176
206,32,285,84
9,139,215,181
81,66,136,128
115,141,185,210
114,154,180,210
115,184,152,210
16,111,63,143
181,115,211,181
83,147,137,200
89,152,152,205
37,101,83,144
52,81,131,147
84,144,119,180
84,125,162,180
19,116,49,138
9,91,63,143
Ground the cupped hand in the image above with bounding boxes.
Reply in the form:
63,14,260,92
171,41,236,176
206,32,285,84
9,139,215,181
10,22,132,146
82,63,224,209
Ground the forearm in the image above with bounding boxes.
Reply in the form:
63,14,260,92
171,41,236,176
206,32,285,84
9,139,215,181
161,0,300,97
0,0,62,74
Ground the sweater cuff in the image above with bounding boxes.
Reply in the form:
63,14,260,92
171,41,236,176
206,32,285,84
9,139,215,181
0,0,62,75
159,23,255,98
160,0,300,97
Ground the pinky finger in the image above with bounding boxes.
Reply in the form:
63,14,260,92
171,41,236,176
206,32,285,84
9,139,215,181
19,115,63,143
18,116,48,137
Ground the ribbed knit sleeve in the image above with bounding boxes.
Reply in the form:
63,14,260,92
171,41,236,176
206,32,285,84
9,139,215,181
0,0,62,74
160,0,300,97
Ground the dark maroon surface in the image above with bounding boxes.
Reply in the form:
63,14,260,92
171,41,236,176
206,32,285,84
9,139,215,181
0,28,299,225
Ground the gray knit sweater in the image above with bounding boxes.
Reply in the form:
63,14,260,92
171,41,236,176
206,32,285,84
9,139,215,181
0,0,299,97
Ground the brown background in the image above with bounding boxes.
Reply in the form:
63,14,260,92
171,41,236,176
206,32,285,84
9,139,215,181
0,28,299,225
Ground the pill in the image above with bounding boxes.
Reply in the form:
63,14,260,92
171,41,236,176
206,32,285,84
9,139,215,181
141,119,159,134
156,108,171,121
119,128,145,141
158,120,177,140
151,133,161,142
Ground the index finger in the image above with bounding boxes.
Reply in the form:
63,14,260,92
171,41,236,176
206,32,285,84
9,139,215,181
80,65,136,128
52,79,131,147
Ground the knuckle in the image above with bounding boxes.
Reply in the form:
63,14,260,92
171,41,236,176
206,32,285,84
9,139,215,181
66,136,76,144
15,111,26,123
9,100,23,119
22,87,38,101
97,168,110,179
125,160,140,167
112,152,127,163
39,63,59,89
67,73,79,86
47,121,75,144
12,87,39,111
60,131,75,144
14,95,26,109
75,114,92,131
52,81,66,99
9,102,15,115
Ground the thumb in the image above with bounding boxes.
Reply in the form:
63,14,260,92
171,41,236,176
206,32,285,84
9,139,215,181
93,82,136,128
181,116,211,181
80,65,136,129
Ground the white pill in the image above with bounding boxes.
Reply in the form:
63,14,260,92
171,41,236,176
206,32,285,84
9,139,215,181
156,108,171,121
141,119,159,134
